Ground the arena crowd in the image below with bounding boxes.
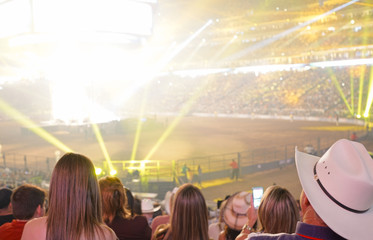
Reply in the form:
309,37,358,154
0,138,372,240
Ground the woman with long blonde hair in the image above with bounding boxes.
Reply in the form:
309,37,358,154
153,183,209,240
99,176,151,240
21,153,117,240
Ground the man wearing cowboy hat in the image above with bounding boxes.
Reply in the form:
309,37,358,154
237,139,373,240
141,198,161,226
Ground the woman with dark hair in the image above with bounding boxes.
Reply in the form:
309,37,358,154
153,183,209,240
21,153,117,240
99,176,151,240
124,188,135,216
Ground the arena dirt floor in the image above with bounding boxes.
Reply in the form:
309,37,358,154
0,116,371,204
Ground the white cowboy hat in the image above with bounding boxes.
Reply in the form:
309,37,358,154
222,191,251,230
161,187,179,215
141,198,161,213
295,139,373,240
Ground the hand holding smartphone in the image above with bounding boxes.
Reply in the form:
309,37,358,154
252,187,264,209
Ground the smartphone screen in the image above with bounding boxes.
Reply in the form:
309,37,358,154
252,187,264,209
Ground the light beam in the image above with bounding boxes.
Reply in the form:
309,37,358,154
0,98,72,153
327,68,353,115
91,123,115,175
363,67,373,118
225,0,359,62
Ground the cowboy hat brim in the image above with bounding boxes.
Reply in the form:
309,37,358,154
295,148,373,240
142,205,161,213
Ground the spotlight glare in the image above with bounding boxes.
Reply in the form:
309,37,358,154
364,113,369,118
95,167,102,175
357,114,361,119
110,169,117,176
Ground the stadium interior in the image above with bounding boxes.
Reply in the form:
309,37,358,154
0,0,372,200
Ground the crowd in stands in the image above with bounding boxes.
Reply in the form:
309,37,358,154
0,167,49,189
125,66,368,119
0,138,372,239
167,0,373,69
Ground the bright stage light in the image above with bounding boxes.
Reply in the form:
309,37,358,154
357,114,362,118
0,0,30,38
110,169,117,176
95,167,103,175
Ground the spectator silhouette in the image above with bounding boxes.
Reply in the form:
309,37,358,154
141,199,161,226
0,187,13,226
257,185,299,234
153,183,209,240
208,199,226,240
151,187,178,237
230,159,239,181
220,191,253,240
0,184,45,240
237,139,372,240
99,176,151,240
21,153,117,240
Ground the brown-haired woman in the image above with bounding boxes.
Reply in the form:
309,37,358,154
236,185,299,240
257,185,299,234
153,183,209,240
99,176,151,240
21,153,117,240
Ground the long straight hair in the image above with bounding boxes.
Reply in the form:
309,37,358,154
99,176,131,223
258,185,300,234
168,184,209,240
46,153,104,240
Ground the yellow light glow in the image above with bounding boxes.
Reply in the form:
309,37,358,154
0,98,72,152
358,65,366,117
0,0,30,38
363,67,373,118
91,123,115,173
144,77,209,160
131,86,149,161
110,169,117,176
328,69,353,115
350,69,354,113
95,167,103,175
32,0,152,35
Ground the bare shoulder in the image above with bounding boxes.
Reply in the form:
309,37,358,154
21,217,47,240
100,224,118,240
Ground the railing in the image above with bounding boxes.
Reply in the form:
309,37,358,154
0,129,365,190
